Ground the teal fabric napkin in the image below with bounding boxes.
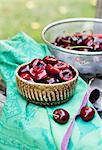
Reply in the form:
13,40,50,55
0,32,102,150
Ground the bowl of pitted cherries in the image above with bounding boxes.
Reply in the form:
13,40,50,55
16,56,78,106
42,18,102,82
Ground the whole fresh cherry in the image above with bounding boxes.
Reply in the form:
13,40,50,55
30,59,46,72
34,69,48,81
80,106,95,122
54,61,67,70
30,58,41,68
46,64,60,75
43,56,58,65
20,72,33,81
53,109,70,124
89,89,100,103
30,68,36,77
45,76,60,84
19,65,30,75
59,69,73,81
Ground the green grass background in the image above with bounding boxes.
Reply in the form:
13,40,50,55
0,0,96,42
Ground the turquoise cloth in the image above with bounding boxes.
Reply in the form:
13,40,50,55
0,32,102,150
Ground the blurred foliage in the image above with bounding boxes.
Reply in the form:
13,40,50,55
0,0,96,42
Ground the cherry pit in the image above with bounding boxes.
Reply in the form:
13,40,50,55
19,56,75,84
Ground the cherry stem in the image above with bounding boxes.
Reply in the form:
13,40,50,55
71,46,93,49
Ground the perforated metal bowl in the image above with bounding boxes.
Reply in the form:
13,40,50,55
42,18,102,81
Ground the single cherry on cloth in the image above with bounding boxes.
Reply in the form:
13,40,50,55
20,72,33,81
43,56,58,65
46,64,60,75
53,109,70,124
89,89,100,104
59,69,73,81
80,106,95,122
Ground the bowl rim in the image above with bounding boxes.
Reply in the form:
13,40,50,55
42,18,102,56
15,62,79,86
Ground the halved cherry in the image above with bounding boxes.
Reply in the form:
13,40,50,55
34,69,48,81
54,61,68,70
59,69,73,81
80,106,95,122
43,56,58,65
46,64,60,75
20,72,33,81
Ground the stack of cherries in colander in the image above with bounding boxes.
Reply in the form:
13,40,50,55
19,56,75,84
53,33,102,52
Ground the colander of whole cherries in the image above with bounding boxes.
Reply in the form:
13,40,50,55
42,18,102,82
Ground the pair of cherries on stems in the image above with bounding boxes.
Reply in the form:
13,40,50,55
53,88,100,124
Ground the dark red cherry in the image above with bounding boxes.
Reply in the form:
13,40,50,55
89,89,100,103
30,58,41,68
93,42,100,51
35,60,46,72
55,36,65,46
20,72,33,81
59,69,73,81
30,59,46,71
45,76,60,84
87,39,94,47
19,65,29,75
80,106,95,122
95,43,102,51
53,109,70,124
34,69,48,81
46,64,60,75
30,68,36,77
54,61,68,70
43,56,58,65
71,35,79,45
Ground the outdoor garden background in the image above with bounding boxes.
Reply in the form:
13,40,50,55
0,0,96,42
